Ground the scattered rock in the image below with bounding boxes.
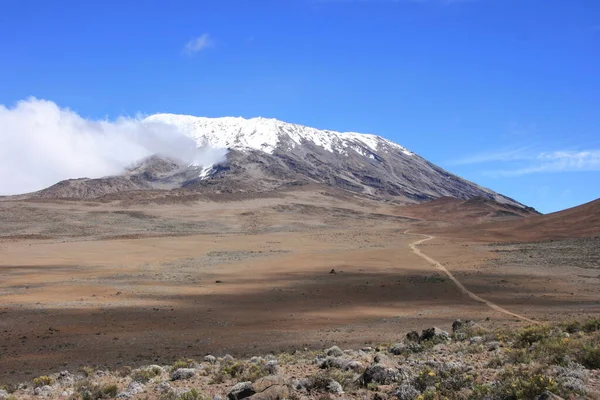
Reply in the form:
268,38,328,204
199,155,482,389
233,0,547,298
452,319,464,333
117,381,145,398
362,357,399,385
205,355,217,364
252,375,286,392
389,343,406,355
250,376,290,400
325,346,344,357
405,331,420,342
34,385,53,397
317,356,349,370
373,393,388,400
228,381,255,400
395,384,421,400
265,360,280,375
420,327,450,342
405,342,423,353
326,380,344,394
469,336,484,344
57,370,74,386
222,354,235,363
329,269,336,274
158,382,171,393
347,360,364,372
171,368,196,381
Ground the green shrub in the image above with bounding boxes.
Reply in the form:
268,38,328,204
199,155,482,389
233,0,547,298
76,379,119,400
582,318,600,333
102,384,118,398
172,358,196,370
518,325,550,347
178,388,203,400
561,320,582,334
580,345,600,369
469,368,557,400
131,367,160,383
33,375,54,388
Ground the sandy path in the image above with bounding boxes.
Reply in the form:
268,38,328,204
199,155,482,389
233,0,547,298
409,234,538,324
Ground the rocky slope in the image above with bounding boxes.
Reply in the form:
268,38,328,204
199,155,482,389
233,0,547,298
2,319,599,400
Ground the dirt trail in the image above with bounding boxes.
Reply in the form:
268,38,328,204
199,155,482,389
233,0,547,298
409,234,538,324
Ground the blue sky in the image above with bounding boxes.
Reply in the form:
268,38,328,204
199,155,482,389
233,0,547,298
1,0,598,213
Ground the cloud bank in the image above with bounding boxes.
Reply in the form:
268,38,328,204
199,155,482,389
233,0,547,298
0,98,226,195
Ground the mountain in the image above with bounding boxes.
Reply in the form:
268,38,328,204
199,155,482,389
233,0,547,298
24,115,527,208
427,198,600,241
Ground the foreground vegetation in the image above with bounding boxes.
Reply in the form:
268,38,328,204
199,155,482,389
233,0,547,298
1,318,599,400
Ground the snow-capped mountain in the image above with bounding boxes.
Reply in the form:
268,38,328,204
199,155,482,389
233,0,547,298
140,114,523,207
144,114,414,157
29,114,526,209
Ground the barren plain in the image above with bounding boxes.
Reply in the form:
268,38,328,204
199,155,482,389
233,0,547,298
1,187,598,385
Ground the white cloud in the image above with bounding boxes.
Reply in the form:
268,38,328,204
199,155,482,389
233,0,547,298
184,33,214,55
478,150,600,177
0,98,227,195
449,146,533,165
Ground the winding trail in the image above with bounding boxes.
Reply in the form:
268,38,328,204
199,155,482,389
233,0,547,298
408,233,537,324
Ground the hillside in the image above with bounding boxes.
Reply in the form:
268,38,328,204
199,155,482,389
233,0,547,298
428,198,600,241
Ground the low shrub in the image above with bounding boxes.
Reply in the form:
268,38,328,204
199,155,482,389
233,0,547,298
131,367,161,383
517,325,551,347
33,375,54,388
178,388,203,400
172,358,196,370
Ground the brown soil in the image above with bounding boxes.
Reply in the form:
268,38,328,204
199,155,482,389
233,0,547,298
0,188,598,384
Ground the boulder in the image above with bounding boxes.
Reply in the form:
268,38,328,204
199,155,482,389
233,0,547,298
205,355,217,364
405,331,420,342
347,361,364,372
228,382,255,400
34,385,53,397
469,336,484,344
252,375,286,392
420,327,450,342
452,319,464,333
536,392,564,400
317,356,349,370
250,385,290,400
325,346,344,357
117,381,145,398
389,343,406,355
326,380,344,394
362,359,399,385
395,384,420,400
265,360,280,375
171,368,196,381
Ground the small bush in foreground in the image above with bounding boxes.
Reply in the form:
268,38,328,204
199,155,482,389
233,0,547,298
178,388,203,400
469,368,557,400
33,375,54,388
172,358,196,370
